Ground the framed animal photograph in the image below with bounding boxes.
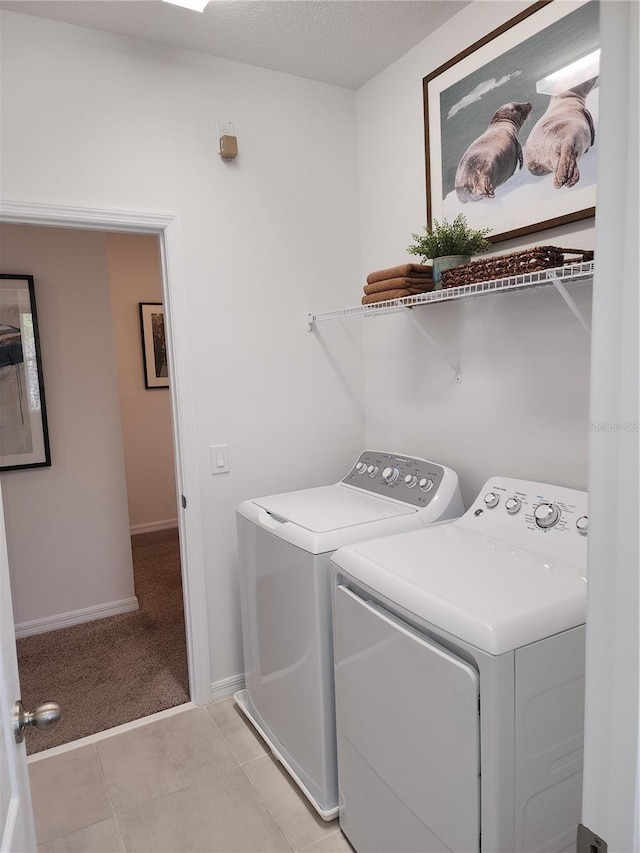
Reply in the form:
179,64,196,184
139,302,169,388
0,274,51,471
424,0,599,243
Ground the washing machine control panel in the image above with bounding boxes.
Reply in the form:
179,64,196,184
343,451,445,508
461,477,588,569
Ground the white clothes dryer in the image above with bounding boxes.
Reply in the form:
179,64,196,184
332,477,588,853
235,451,463,819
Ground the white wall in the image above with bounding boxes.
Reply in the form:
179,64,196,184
0,11,364,685
106,233,177,533
0,225,135,629
356,1,595,506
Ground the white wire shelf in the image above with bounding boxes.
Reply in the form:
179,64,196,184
307,260,594,328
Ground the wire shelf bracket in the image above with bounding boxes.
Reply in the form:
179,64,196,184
546,271,591,335
395,301,462,383
307,261,594,377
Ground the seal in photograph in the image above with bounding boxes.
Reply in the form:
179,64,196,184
454,102,532,202
524,77,598,189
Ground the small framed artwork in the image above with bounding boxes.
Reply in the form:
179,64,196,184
139,302,169,389
424,0,599,243
0,274,51,471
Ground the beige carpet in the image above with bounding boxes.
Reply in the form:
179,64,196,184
17,528,189,754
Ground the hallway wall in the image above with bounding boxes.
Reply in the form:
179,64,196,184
0,224,136,633
106,233,177,533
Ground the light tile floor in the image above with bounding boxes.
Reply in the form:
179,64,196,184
29,701,352,853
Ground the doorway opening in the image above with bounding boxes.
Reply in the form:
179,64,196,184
1,225,189,752
0,201,211,754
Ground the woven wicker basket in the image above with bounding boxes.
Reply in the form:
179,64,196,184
439,246,594,289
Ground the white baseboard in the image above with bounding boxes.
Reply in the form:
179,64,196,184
15,597,140,639
210,673,245,703
130,518,178,535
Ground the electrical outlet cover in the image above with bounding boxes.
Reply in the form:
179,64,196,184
216,121,235,143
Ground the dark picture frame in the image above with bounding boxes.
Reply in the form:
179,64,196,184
0,274,51,471
423,0,599,243
139,302,169,389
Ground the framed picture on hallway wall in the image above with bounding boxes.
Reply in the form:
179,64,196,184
423,0,599,243
139,302,169,389
0,274,51,471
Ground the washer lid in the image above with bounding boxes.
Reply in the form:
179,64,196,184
252,484,416,533
332,523,587,655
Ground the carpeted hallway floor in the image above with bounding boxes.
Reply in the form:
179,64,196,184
17,527,189,754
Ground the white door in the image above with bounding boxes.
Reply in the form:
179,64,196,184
0,481,36,853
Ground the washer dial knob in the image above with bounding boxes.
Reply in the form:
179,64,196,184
534,503,561,528
404,474,418,488
355,462,367,474
382,466,400,484
367,465,379,477
484,492,499,508
576,515,589,535
505,497,522,515
419,477,434,492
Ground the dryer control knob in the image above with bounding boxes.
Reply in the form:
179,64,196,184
505,498,521,514
404,474,418,488
419,477,434,492
534,503,560,528
355,462,367,474
367,465,379,477
576,515,589,535
382,466,400,484
484,492,499,508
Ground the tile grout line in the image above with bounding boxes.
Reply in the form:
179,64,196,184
210,703,343,852
206,705,294,849
206,700,281,769
32,744,122,850
239,759,297,851
297,828,346,853
237,755,344,853
206,716,269,768
93,741,128,853
94,707,243,827
92,713,225,850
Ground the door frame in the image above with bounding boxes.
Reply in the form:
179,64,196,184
0,199,212,707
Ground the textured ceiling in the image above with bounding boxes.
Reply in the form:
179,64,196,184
0,0,470,89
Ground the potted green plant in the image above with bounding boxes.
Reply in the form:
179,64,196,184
408,214,492,286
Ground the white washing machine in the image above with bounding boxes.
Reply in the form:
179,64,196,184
332,477,588,853
235,450,464,819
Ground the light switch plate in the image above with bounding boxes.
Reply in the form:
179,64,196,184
210,444,230,474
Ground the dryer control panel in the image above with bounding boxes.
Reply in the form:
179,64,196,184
342,450,447,508
459,477,588,570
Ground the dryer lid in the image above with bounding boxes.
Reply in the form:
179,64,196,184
332,523,587,655
252,484,416,533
